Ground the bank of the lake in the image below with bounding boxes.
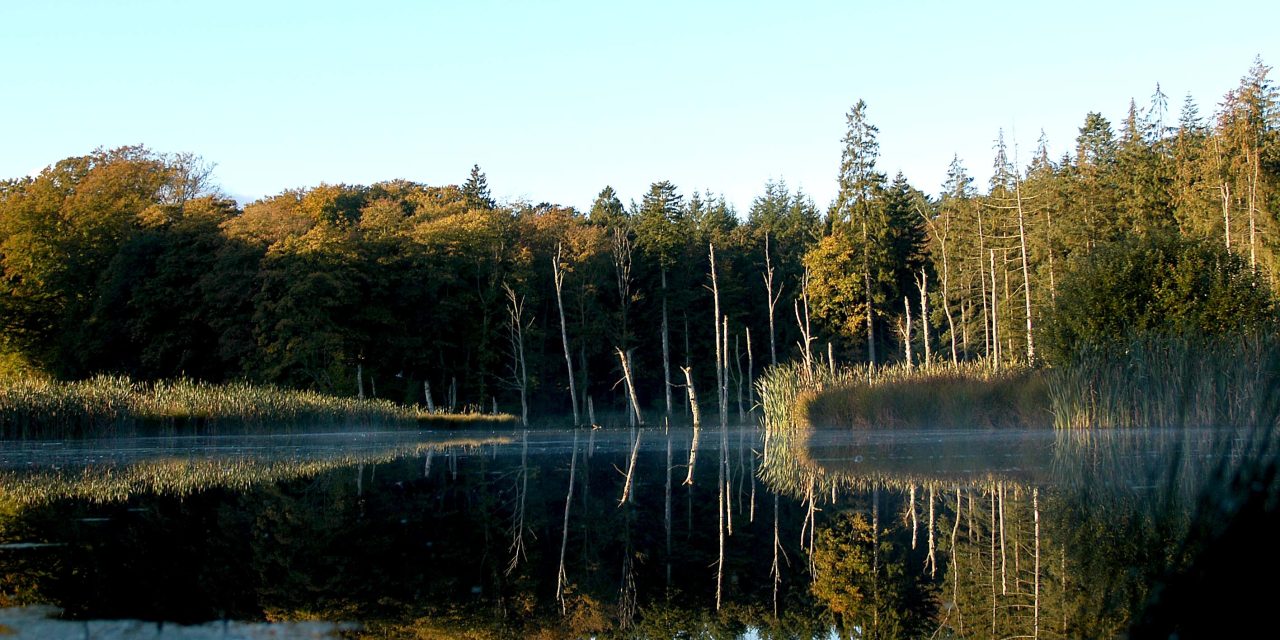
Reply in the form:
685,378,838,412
0,375,516,438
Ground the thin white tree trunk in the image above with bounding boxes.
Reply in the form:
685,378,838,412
552,244,580,425
662,269,673,418
616,348,643,426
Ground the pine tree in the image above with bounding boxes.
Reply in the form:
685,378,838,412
462,164,496,210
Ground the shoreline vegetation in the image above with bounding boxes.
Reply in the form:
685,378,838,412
760,332,1280,434
0,375,516,438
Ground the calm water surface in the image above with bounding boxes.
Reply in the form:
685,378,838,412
0,424,1268,638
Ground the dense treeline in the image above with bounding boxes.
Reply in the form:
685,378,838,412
1,59,1276,418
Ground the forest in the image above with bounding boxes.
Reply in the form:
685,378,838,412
1,58,1277,422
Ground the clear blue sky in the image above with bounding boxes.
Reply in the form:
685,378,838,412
3,1,1276,214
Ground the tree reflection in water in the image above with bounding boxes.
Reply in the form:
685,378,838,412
0,423,1274,638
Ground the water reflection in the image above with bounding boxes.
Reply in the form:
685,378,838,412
0,423,1271,637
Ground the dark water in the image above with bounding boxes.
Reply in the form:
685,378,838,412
0,424,1273,638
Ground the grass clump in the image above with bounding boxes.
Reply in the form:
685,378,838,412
759,359,1048,432
802,364,1048,430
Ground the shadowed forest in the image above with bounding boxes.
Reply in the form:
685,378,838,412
1,59,1277,423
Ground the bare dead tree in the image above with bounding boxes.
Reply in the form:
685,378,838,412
423,380,435,413
794,267,816,381
616,348,643,426
552,243,580,425
917,269,931,367
503,282,530,426
745,327,755,412
662,269,673,419
763,234,783,367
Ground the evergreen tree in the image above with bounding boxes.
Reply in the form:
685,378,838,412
462,164,496,210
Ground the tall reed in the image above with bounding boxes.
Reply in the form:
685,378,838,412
1048,333,1280,431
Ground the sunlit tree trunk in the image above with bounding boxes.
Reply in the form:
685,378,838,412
763,234,782,367
661,269,673,418
503,283,529,426
552,244,580,425
616,348,643,426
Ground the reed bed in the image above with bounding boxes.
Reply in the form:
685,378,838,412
0,375,514,438
758,359,1045,432
1048,333,1280,431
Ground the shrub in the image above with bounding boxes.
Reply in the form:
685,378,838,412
1041,232,1276,364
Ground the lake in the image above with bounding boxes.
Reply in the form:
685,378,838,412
0,423,1271,638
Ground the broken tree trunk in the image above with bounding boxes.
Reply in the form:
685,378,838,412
616,348,643,427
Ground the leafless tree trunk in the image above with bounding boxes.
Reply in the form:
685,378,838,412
423,380,435,413
795,267,816,380
616,348,643,426
661,269,673,418
918,269,931,367
503,282,530,426
611,226,634,348
709,244,728,429
903,297,914,367
989,249,1000,369
763,234,782,367
1014,175,1036,362
920,206,959,363
735,333,745,423
977,204,991,359
552,244,580,425
746,327,755,413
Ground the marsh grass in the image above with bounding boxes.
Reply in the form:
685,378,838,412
758,359,1047,432
0,375,515,438
1048,333,1280,431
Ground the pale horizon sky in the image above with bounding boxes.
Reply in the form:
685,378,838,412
3,1,1277,215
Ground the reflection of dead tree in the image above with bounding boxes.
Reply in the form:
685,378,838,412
1034,486,1041,640
927,485,937,577
998,482,1008,594
715,421,727,610
506,431,530,575
556,431,579,614
665,431,673,588
769,493,789,618
618,428,642,505
681,366,701,485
